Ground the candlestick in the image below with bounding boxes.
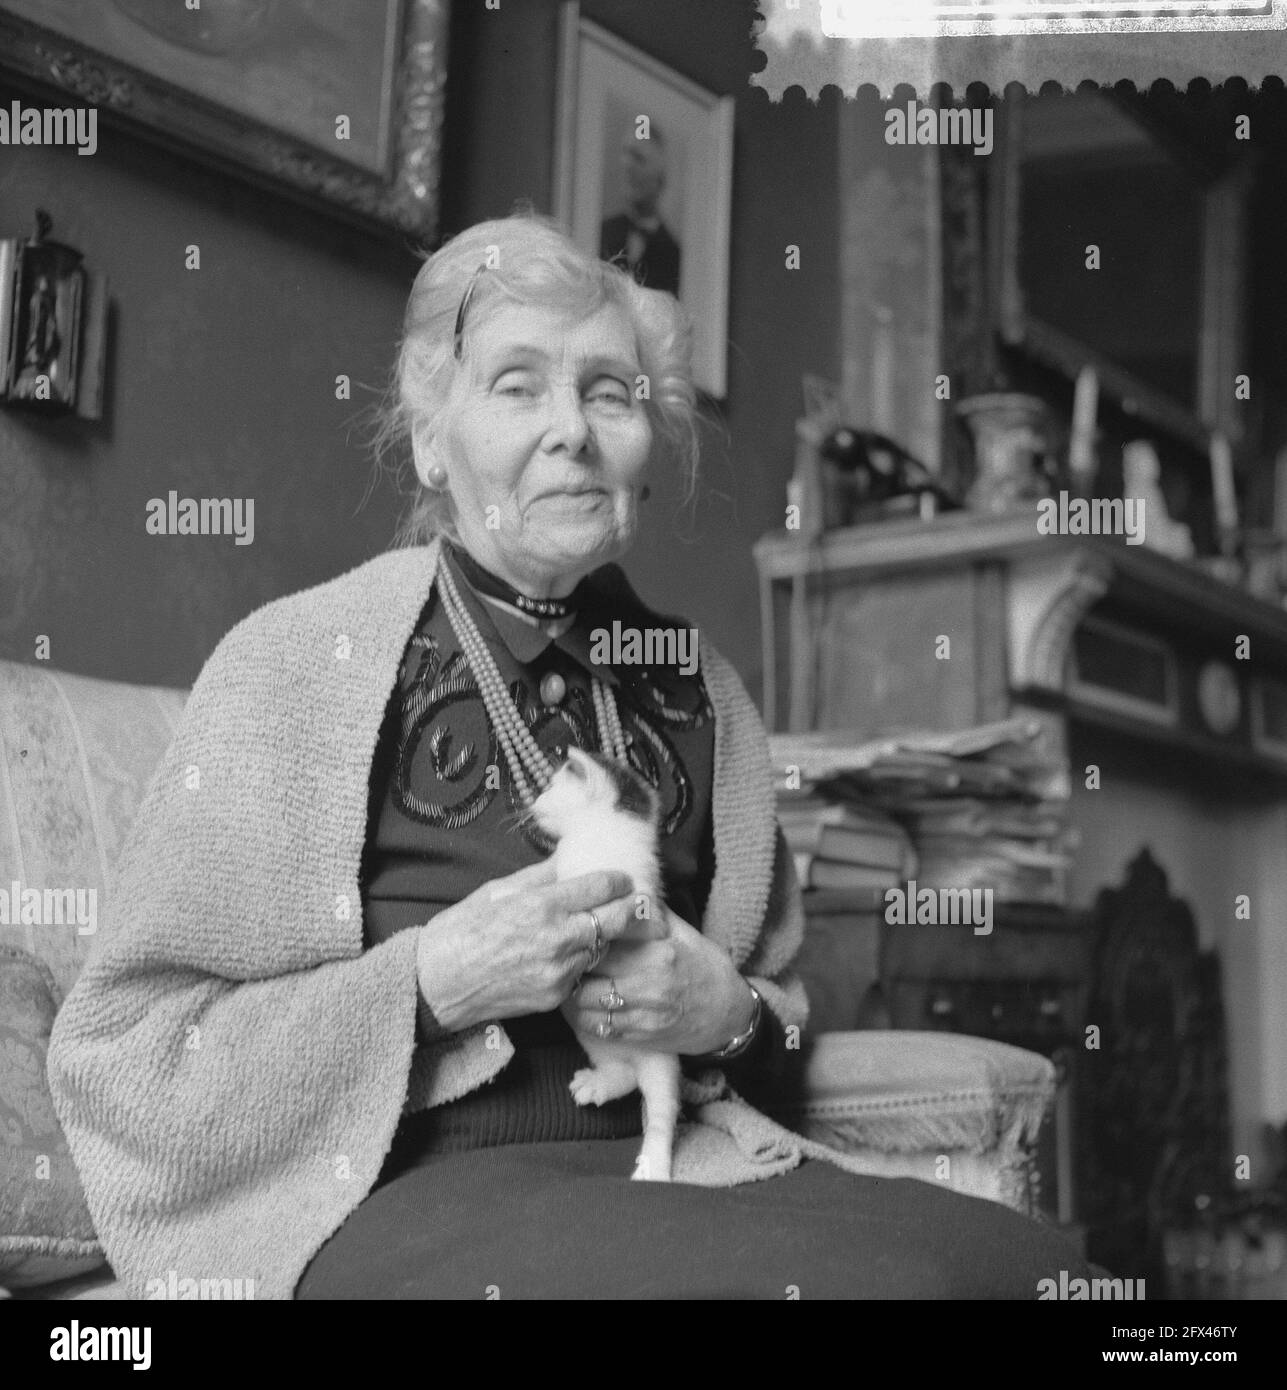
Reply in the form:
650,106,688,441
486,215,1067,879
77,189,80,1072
1273,446,1287,595
1274,446,1287,542
870,304,894,437
1069,366,1099,493
1210,433,1238,541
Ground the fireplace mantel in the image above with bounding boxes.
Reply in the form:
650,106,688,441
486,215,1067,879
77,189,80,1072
754,510,1287,783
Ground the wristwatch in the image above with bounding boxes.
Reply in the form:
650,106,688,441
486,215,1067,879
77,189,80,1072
704,984,762,1061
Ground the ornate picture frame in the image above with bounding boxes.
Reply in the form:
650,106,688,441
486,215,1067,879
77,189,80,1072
0,0,449,241
553,4,734,399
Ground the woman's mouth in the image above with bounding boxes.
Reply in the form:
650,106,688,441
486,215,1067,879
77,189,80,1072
536,487,607,504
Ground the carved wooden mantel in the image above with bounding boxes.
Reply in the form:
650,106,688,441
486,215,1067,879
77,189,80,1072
754,510,1287,780
1006,547,1111,694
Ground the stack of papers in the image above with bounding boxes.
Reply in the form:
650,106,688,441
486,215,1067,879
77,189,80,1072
771,718,1075,906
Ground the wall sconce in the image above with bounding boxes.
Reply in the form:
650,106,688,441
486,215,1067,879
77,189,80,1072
0,210,108,420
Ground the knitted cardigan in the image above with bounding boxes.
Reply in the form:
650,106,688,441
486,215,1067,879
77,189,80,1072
47,538,864,1300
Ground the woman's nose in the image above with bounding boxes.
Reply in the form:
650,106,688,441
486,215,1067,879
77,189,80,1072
543,384,592,456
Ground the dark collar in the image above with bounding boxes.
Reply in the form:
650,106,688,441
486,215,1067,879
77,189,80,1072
481,597,621,687
444,547,622,687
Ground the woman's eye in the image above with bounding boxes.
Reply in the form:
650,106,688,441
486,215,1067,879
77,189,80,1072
588,382,631,407
494,371,540,397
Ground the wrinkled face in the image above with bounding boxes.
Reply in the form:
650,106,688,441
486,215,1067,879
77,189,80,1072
420,299,652,596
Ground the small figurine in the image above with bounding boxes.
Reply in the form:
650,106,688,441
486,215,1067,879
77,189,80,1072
20,274,60,375
1122,440,1193,559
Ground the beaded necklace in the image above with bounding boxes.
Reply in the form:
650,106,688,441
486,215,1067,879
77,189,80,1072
435,547,629,807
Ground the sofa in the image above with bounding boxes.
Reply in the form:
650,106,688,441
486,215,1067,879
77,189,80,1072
0,655,1057,1299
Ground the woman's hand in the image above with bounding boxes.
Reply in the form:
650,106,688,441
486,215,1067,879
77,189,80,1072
414,859,656,1035
563,908,756,1057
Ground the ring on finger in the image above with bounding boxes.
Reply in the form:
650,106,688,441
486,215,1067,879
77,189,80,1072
586,910,605,970
598,980,626,1011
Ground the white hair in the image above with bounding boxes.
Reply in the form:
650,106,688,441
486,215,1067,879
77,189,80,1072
368,209,701,548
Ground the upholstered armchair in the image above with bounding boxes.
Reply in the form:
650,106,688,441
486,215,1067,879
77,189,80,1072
0,657,1056,1300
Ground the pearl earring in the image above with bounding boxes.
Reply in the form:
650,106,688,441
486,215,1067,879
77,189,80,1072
426,462,448,489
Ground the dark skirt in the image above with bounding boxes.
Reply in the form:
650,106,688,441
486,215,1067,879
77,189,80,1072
295,1137,1102,1300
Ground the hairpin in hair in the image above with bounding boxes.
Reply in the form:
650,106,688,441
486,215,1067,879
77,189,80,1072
453,263,490,360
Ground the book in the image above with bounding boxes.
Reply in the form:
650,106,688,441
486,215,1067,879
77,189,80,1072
777,798,897,826
809,860,901,891
914,834,1071,869
778,801,912,863
816,822,914,872
799,884,889,912
894,797,1068,838
797,856,904,891
779,800,915,871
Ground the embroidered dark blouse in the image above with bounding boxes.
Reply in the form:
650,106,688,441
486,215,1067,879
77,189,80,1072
361,544,782,1159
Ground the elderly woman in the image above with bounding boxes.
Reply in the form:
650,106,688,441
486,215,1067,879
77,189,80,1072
48,213,1100,1299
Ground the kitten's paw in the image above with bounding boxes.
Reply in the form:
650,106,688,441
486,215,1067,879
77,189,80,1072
569,1068,615,1107
632,1155,672,1182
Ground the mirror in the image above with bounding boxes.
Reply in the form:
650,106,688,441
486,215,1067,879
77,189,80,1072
995,91,1252,451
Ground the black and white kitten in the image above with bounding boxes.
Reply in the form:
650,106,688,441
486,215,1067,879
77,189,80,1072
530,747,680,1182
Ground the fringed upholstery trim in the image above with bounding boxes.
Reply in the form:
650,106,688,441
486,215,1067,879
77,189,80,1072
771,1084,1052,1157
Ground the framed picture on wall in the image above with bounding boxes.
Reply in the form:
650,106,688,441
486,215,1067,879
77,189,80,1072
554,4,734,398
0,0,449,239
